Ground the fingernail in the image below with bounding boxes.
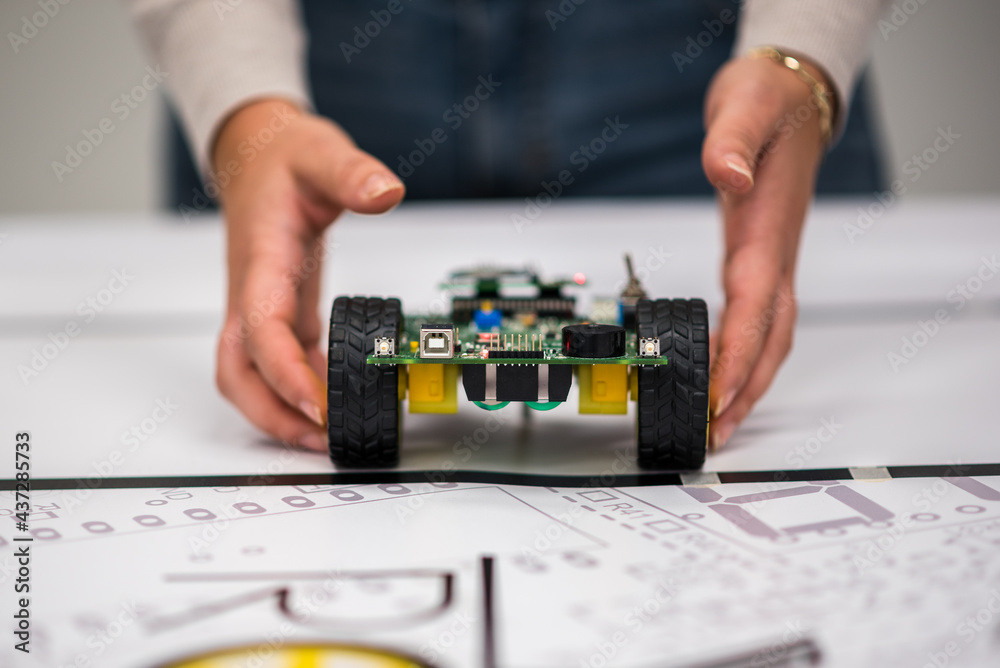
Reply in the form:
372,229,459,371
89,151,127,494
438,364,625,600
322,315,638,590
299,400,324,427
298,431,328,452
723,153,754,189
364,173,403,200
713,392,733,417
710,422,736,451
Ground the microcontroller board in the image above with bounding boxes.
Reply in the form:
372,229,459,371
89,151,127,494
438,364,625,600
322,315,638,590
376,315,667,366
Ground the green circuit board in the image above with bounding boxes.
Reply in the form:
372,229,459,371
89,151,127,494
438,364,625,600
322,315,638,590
366,315,667,365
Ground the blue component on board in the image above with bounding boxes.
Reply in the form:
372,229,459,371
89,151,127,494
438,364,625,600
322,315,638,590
474,307,503,330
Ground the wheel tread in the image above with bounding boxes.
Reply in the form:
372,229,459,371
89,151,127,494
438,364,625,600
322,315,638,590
636,298,709,470
327,296,401,467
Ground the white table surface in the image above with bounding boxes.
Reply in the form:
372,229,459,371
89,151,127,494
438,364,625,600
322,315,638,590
1,198,999,479
3,199,1000,668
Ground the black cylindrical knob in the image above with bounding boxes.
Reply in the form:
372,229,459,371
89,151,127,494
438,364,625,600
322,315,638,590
562,323,627,358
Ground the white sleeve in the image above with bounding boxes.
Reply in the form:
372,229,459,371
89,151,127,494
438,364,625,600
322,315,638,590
127,0,313,176
734,0,893,136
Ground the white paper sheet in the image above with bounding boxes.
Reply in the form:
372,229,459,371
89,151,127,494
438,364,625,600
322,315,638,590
2,476,999,667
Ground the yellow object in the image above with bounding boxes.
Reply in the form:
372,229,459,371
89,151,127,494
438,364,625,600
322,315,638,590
408,364,459,413
162,643,423,667
397,364,407,400
578,364,628,414
629,365,638,401
409,340,419,353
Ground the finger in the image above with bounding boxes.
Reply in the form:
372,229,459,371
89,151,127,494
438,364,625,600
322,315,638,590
294,123,405,215
708,325,720,415
710,294,797,449
702,62,787,194
306,346,328,381
298,266,328,382
240,231,328,428
294,235,328,383
294,234,325,349
216,325,328,451
246,311,327,427
710,234,783,417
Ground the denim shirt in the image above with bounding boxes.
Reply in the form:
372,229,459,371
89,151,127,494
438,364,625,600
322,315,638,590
169,0,882,205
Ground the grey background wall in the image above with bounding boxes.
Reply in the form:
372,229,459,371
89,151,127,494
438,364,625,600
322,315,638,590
866,0,999,195
0,1,164,213
0,0,996,214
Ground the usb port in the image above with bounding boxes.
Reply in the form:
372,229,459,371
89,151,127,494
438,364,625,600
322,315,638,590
419,323,455,359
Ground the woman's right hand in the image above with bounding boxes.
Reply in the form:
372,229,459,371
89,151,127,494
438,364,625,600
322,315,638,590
211,99,404,452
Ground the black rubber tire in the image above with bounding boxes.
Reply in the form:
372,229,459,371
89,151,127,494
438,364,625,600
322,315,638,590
635,298,709,470
327,296,402,468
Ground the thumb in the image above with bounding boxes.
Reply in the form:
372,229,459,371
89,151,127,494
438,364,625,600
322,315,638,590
702,69,785,195
294,123,405,215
